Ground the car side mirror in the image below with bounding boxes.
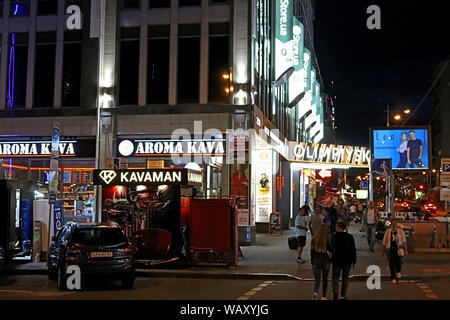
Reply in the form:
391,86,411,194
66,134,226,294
51,236,58,242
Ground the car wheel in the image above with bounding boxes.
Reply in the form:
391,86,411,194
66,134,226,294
121,273,136,289
48,265,57,280
57,265,68,290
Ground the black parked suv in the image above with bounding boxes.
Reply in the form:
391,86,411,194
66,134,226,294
48,222,135,290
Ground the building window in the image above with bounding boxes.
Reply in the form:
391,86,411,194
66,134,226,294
34,32,56,108
123,0,140,9
37,0,57,15
208,23,229,104
7,33,28,109
179,0,201,6
119,27,140,105
62,30,82,107
149,0,170,8
177,24,200,103
147,25,170,104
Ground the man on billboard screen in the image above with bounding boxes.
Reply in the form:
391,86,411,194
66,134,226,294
372,128,429,170
407,130,424,168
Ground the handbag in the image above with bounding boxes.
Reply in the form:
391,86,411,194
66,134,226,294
397,247,405,257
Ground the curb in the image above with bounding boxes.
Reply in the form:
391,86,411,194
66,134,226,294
3,268,450,282
134,269,450,282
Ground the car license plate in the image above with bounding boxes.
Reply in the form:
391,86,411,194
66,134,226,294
90,252,113,258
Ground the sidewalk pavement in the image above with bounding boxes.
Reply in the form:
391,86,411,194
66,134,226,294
3,225,450,281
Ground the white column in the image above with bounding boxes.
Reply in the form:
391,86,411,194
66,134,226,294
199,0,208,104
168,0,178,106
25,0,37,109
53,0,65,108
138,0,149,106
0,0,10,109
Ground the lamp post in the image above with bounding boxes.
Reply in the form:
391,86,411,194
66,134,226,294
384,105,411,127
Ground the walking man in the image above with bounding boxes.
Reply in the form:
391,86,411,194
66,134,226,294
295,208,308,263
331,220,357,300
363,201,380,252
309,206,324,237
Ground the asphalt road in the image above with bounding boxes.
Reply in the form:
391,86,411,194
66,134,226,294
0,275,448,300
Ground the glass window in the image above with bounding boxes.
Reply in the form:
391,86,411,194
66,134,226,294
7,33,28,109
177,37,200,103
119,27,140,105
62,31,82,107
147,25,170,104
34,32,56,108
123,0,140,9
37,0,57,15
71,228,128,246
179,0,201,6
208,36,229,103
149,0,170,8
210,0,228,3
178,24,200,37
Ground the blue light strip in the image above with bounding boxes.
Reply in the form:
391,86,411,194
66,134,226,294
8,1,22,109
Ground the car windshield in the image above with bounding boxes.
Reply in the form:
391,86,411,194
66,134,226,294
71,228,128,246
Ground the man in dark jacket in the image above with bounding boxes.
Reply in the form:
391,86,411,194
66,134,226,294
331,220,357,300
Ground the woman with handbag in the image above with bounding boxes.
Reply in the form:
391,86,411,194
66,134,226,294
382,220,408,283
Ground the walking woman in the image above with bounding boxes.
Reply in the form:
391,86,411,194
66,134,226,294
382,220,408,283
310,223,333,300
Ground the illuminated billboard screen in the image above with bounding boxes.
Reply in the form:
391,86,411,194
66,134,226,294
356,190,368,199
372,128,430,170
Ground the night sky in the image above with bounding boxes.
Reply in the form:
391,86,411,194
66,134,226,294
315,0,450,146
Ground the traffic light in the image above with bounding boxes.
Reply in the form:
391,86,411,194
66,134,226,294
418,184,424,190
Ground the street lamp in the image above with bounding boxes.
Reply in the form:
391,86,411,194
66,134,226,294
393,114,402,121
403,109,411,114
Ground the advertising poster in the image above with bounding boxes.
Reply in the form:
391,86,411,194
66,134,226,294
231,164,249,226
53,200,63,236
254,150,273,223
275,0,293,79
303,48,311,92
289,17,304,102
372,128,429,169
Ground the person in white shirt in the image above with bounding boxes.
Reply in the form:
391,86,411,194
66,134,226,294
295,208,308,263
363,201,380,252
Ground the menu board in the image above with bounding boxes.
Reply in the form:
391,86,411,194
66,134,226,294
63,171,72,184
82,171,92,183
73,171,81,184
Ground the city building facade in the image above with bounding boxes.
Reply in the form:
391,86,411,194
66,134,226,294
0,0,327,244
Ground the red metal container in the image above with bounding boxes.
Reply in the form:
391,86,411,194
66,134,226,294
185,198,238,266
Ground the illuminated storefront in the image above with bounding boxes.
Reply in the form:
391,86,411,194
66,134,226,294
115,136,226,198
0,137,97,217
